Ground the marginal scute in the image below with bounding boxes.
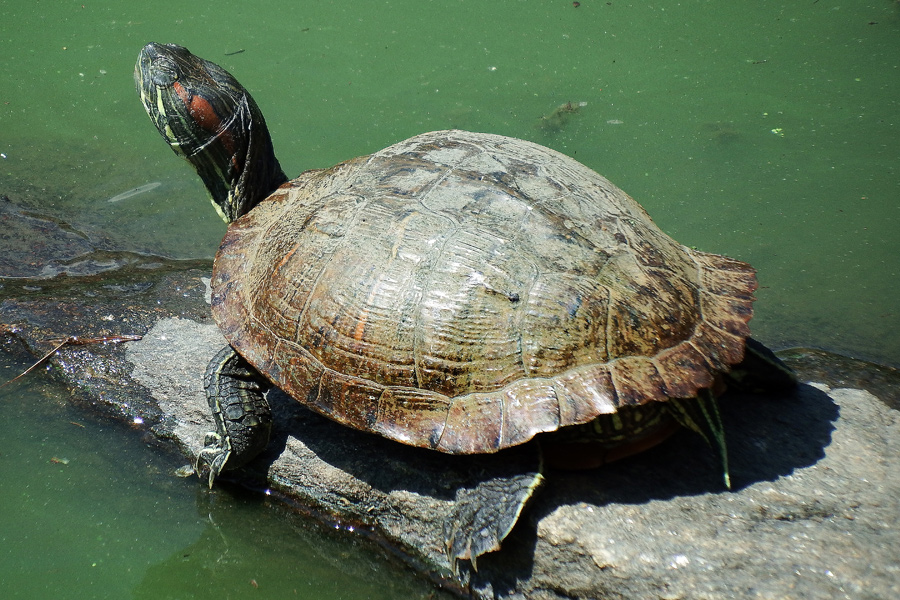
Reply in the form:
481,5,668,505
609,357,669,406
693,249,758,299
373,387,450,447
277,341,325,404
210,130,761,454
316,368,382,431
437,394,504,454
551,365,619,426
690,321,748,372
653,343,716,398
499,378,561,448
699,291,753,338
237,316,280,378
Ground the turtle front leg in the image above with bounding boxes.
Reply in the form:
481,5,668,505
444,470,544,575
443,444,545,575
196,345,273,488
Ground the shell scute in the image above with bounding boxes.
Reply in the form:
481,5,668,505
609,357,670,406
551,365,619,426
373,388,450,448
498,378,561,447
315,369,383,432
437,394,504,454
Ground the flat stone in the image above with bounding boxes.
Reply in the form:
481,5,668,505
2,259,898,599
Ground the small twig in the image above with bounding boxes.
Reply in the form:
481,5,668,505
0,334,142,390
44,334,143,346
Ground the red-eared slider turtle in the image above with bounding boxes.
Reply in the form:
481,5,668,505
135,43,796,573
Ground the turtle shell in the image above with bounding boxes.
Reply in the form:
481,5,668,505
210,130,756,455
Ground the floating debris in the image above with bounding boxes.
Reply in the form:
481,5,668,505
606,119,624,125
174,464,196,478
539,101,588,133
702,122,742,145
106,181,161,203
50,457,70,465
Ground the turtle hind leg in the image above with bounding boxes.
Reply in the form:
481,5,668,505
197,345,273,487
444,462,543,575
727,337,798,394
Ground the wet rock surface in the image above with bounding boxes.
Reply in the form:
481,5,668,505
2,242,898,599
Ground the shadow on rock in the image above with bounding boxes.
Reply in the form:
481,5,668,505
462,384,836,597
537,383,836,512
263,387,542,504
264,383,835,505
249,378,837,594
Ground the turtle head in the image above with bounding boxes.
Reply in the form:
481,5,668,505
135,42,287,222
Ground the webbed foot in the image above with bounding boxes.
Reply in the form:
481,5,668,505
444,469,543,575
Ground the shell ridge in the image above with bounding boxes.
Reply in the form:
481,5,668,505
414,164,455,215
705,316,752,340
649,356,679,398
511,261,543,380
307,360,326,410
686,338,725,373
497,391,506,452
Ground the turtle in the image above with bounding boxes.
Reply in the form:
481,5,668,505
135,42,796,573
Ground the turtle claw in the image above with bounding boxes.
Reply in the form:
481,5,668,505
195,432,231,489
444,471,544,576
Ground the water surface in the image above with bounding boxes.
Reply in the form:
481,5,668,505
0,354,443,599
1,1,898,596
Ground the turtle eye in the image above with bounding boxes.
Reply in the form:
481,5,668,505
151,56,179,87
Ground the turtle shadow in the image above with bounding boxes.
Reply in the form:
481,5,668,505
268,382,837,504
535,382,837,511
252,381,836,589
262,387,510,503
459,382,838,595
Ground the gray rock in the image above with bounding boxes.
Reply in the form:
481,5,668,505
125,313,899,600
521,384,899,600
2,260,898,599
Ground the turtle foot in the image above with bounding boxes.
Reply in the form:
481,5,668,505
199,346,273,487
444,470,543,575
195,432,231,488
728,337,798,393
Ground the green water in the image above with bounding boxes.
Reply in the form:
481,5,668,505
0,355,442,599
1,0,898,596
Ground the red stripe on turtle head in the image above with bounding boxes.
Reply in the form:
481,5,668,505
172,80,237,156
